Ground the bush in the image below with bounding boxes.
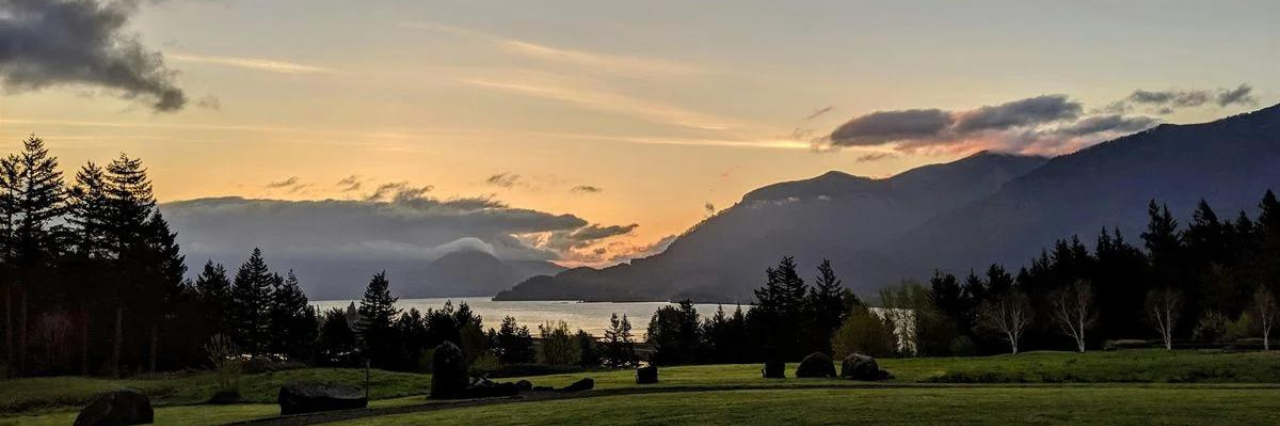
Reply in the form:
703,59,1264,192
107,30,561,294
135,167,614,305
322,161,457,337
468,351,503,377
537,321,579,366
1193,311,1249,344
832,306,897,359
204,334,243,401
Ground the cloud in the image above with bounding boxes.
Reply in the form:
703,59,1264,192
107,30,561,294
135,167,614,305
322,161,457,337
855,152,897,163
821,94,1161,155
195,95,221,110
402,23,703,78
266,177,299,188
704,202,716,215
570,185,602,194
464,78,738,131
336,175,361,192
486,172,521,188
364,181,434,202
805,106,835,120
168,53,343,75
1115,84,1256,114
161,190,637,264
607,234,677,263
0,0,185,111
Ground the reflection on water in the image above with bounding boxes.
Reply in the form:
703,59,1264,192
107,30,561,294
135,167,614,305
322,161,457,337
313,297,751,336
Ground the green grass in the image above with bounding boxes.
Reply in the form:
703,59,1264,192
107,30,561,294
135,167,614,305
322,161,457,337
331,387,1280,426
0,368,429,416
9,350,1280,425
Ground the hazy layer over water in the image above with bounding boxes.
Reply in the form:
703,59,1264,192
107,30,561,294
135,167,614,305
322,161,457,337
313,297,750,336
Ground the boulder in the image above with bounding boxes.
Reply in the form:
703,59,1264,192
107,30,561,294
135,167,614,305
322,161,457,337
430,341,469,399
277,382,368,416
795,352,837,378
74,389,154,426
531,386,555,391
762,360,785,378
636,365,659,384
562,378,594,392
465,378,521,398
840,353,893,381
515,380,533,392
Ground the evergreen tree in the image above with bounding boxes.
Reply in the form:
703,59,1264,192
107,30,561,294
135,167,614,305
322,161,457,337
749,256,809,360
269,271,315,360
602,313,637,367
357,271,400,367
494,316,535,364
647,300,701,365
573,330,600,367
700,305,749,364
228,248,274,355
64,162,112,374
194,261,233,334
806,259,849,354
318,308,358,366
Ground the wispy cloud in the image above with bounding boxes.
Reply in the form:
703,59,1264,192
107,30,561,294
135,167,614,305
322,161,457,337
401,23,704,77
168,54,344,75
464,78,737,131
266,177,299,188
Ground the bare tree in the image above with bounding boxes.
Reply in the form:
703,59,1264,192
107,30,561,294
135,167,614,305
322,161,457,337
977,290,1032,355
1145,287,1182,350
1050,280,1097,352
1253,286,1277,351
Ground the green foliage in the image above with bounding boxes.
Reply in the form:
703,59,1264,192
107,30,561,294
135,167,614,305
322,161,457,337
494,316,536,364
831,306,897,359
647,300,702,365
228,248,274,355
573,330,601,367
1192,311,1235,343
468,351,503,377
537,321,578,366
602,313,638,368
203,334,242,399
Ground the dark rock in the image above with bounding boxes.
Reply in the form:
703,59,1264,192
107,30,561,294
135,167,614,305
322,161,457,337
636,365,659,384
840,353,893,381
531,386,554,391
277,382,368,416
74,389,154,426
762,360,785,378
561,378,594,392
795,352,837,378
430,341,469,399
515,380,533,392
465,378,520,398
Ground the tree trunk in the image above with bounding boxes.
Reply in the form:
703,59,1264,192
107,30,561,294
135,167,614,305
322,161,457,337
81,306,90,376
149,324,158,373
111,306,123,378
17,289,26,374
3,286,10,372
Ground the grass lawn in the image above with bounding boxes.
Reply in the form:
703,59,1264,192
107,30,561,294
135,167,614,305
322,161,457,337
330,386,1280,426
7,350,1280,425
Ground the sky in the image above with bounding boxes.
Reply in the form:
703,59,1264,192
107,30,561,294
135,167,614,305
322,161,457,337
0,0,1277,267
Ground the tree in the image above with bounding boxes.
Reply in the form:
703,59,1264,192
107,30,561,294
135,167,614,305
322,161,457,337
0,136,66,374
194,261,233,335
102,154,160,375
700,305,749,364
831,306,897,359
1049,280,1096,352
318,308,358,366
646,300,701,365
537,321,577,366
1145,287,1182,350
228,248,274,355
494,316,535,364
750,256,809,360
268,271,316,361
1253,286,1277,351
357,271,400,368
807,260,851,354
976,290,1032,355
573,330,600,367
602,313,637,367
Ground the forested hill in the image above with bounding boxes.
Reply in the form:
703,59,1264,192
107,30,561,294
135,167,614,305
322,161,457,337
497,102,1280,302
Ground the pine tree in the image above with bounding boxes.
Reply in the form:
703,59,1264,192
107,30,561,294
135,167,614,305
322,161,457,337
495,316,535,364
101,154,158,376
142,211,187,371
0,136,66,374
269,271,315,360
357,271,400,367
750,256,809,360
602,313,637,367
194,261,233,334
806,260,849,354
229,248,274,356
64,162,112,374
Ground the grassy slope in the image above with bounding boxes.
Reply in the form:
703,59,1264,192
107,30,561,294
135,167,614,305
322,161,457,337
332,387,1280,426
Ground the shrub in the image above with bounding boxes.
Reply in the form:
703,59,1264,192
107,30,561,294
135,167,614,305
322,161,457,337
538,321,579,366
204,334,243,401
832,306,898,359
1193,311,1243,344
468,351,504,377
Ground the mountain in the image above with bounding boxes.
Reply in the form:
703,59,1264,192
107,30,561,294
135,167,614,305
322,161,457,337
497,103,1280,302
185,250,565,301
496,151,1050,302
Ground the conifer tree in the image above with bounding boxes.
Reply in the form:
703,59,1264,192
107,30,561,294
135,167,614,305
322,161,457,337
269,271,315,360
195,261,233,334
807,260,849,354
750,256,809,360
357,271,400,367
602,313,637,367
229,248,274,355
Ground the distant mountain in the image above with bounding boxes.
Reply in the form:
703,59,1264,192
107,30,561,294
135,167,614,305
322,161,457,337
184,250,564,301
497,103,1280,302
496,151,1050,302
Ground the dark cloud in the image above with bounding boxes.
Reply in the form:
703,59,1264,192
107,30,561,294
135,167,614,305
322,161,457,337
336,175,361,192
161,191,614,263
952,95,1081,132
855,152,897,163
195,95,220,110
364,181,433,202
486,173,520,188
1123,84,1256,114
805,106,834,120
704,202,715,215
1054,114,1159,137
570,185,601,194
0,0,186,111
828,109,952,146
266,177,299,188
541,223,638,252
